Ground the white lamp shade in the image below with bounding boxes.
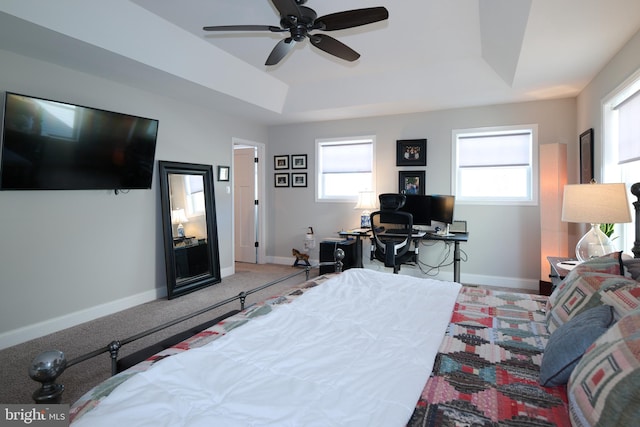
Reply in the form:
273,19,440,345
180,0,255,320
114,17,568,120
354,191,378,211
561,183,632,224
171,208,189,224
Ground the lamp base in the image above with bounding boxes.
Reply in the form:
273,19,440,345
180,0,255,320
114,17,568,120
575,224,615,262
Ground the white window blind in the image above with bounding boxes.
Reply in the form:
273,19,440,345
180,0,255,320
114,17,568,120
316,137,374,201
615,89,640,164
458,133,531,167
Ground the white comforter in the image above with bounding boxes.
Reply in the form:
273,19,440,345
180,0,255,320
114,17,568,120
72,269,461,427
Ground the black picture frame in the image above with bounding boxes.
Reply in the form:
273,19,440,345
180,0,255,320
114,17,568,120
274,155,289,170
291,154,307,169
396,139,427,166
217,165,229,181
580,128,594,184
275,173,289,187
399,170,425,195
291,172,307,187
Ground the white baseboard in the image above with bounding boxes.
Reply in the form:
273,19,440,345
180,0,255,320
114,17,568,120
0,269,238,350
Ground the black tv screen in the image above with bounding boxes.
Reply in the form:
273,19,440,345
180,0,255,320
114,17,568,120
0,92,159,190
430,195,455,224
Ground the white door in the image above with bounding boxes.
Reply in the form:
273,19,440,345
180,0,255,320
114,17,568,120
234,146,257,263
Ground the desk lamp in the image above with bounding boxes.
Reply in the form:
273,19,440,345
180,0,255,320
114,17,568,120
354,191,377,228
561,182,631,261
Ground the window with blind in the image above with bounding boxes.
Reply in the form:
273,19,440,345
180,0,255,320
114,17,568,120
452,125,538,205
602,70,640,256
316,136,374,202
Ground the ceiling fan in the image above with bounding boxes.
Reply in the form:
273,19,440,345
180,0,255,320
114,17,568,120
203,0,389,66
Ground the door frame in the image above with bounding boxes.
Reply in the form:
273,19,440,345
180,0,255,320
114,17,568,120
232,137,266,266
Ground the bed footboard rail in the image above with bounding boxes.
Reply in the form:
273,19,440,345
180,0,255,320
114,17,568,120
30,256,344,404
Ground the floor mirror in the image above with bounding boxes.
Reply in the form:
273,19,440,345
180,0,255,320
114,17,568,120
158,161,221,298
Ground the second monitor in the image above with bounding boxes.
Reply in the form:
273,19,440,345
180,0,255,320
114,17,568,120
397,194,455,225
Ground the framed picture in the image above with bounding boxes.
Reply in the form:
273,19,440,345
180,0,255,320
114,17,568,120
217,165,229,181
274,155,289,170
579,128,594,184
291,172,307,187
275,173,289,187
399,171,425,195
291,154,307,169
396,139,427,166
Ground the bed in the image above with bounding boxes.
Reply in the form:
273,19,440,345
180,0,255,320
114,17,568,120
32,183,640,426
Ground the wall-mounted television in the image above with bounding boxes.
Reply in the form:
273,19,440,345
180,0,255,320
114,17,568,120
0,92,159,190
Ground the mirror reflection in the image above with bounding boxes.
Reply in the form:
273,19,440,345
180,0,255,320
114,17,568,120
169,173,210,284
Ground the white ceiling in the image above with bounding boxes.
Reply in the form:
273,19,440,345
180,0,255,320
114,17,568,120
2,0,640,125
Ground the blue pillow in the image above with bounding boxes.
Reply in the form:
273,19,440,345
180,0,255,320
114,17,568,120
540,305,615,387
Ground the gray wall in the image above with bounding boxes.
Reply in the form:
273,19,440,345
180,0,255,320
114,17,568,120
0,49,267,347
267,99,577,288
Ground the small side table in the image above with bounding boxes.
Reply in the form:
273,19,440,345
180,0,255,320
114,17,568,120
545,256,577,294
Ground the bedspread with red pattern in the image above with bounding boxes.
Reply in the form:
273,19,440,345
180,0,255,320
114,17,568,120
407,286,570,426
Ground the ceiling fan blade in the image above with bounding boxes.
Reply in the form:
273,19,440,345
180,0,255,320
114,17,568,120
270,0,302,19
265,38,295,66
315,7,389,31
309,34,360,62
203,25,284,32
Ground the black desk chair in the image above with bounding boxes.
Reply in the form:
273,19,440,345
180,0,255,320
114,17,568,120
369,194,415,274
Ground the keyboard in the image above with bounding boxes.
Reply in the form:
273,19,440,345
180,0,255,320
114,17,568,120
384,228,419,235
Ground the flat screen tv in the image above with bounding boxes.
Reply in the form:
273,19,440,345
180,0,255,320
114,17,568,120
0,92,159,190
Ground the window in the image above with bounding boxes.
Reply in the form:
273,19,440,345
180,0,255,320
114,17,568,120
185,174,205,216
602,70,640,255
452,125,538,205
316,136,374,202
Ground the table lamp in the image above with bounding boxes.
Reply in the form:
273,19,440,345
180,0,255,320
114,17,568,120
561,183,632,261
354,191,377,228
171,208,189,237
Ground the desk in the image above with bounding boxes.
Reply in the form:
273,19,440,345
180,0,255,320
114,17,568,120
423,233,469,283
338,229,371,268
374,231,469,283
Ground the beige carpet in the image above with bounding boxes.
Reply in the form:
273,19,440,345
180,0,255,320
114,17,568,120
0,263,313,405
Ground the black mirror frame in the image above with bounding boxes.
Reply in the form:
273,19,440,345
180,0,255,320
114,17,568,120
158,161,221,299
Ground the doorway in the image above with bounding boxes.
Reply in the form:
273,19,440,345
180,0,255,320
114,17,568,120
233,138,265,264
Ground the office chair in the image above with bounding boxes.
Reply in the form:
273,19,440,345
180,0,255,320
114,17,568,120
369,194,415,273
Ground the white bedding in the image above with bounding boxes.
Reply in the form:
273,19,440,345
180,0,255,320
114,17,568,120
72,269,461,427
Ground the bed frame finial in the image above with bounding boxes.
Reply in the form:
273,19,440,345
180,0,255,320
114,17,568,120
29,350,66,404
631,182,640,258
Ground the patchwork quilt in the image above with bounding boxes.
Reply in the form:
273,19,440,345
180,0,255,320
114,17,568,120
408,286,570,426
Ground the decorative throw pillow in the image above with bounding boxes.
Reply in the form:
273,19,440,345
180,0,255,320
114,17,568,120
546,272,633,334
623,258,640,281
539,305,614,387
568,308,640,427
547,252,624,311
598,277,640,319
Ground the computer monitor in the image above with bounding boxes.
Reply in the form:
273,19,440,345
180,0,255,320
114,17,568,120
397,194,432,226
429,195,455,224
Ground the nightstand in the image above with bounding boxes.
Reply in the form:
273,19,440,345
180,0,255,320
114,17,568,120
545,256,577,295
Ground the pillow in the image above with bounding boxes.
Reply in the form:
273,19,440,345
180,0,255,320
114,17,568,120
568,309,640,427
547,252,624,311
623,258,640,281
547,272,617,334
539,305,614,387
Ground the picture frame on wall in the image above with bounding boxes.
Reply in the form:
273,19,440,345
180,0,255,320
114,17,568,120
274,155,289,170
217,165,229,181
399,170,425,195
396,139,427,166
579,128,594,184
275,173,289,187
291,172,307,187
291,154,307,169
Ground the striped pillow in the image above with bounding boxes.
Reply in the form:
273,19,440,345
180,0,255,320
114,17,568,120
568,308,640,427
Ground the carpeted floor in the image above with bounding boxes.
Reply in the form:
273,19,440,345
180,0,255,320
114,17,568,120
0,263,313,405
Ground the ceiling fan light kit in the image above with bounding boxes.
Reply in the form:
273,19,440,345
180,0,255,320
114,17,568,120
203,0,389,66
